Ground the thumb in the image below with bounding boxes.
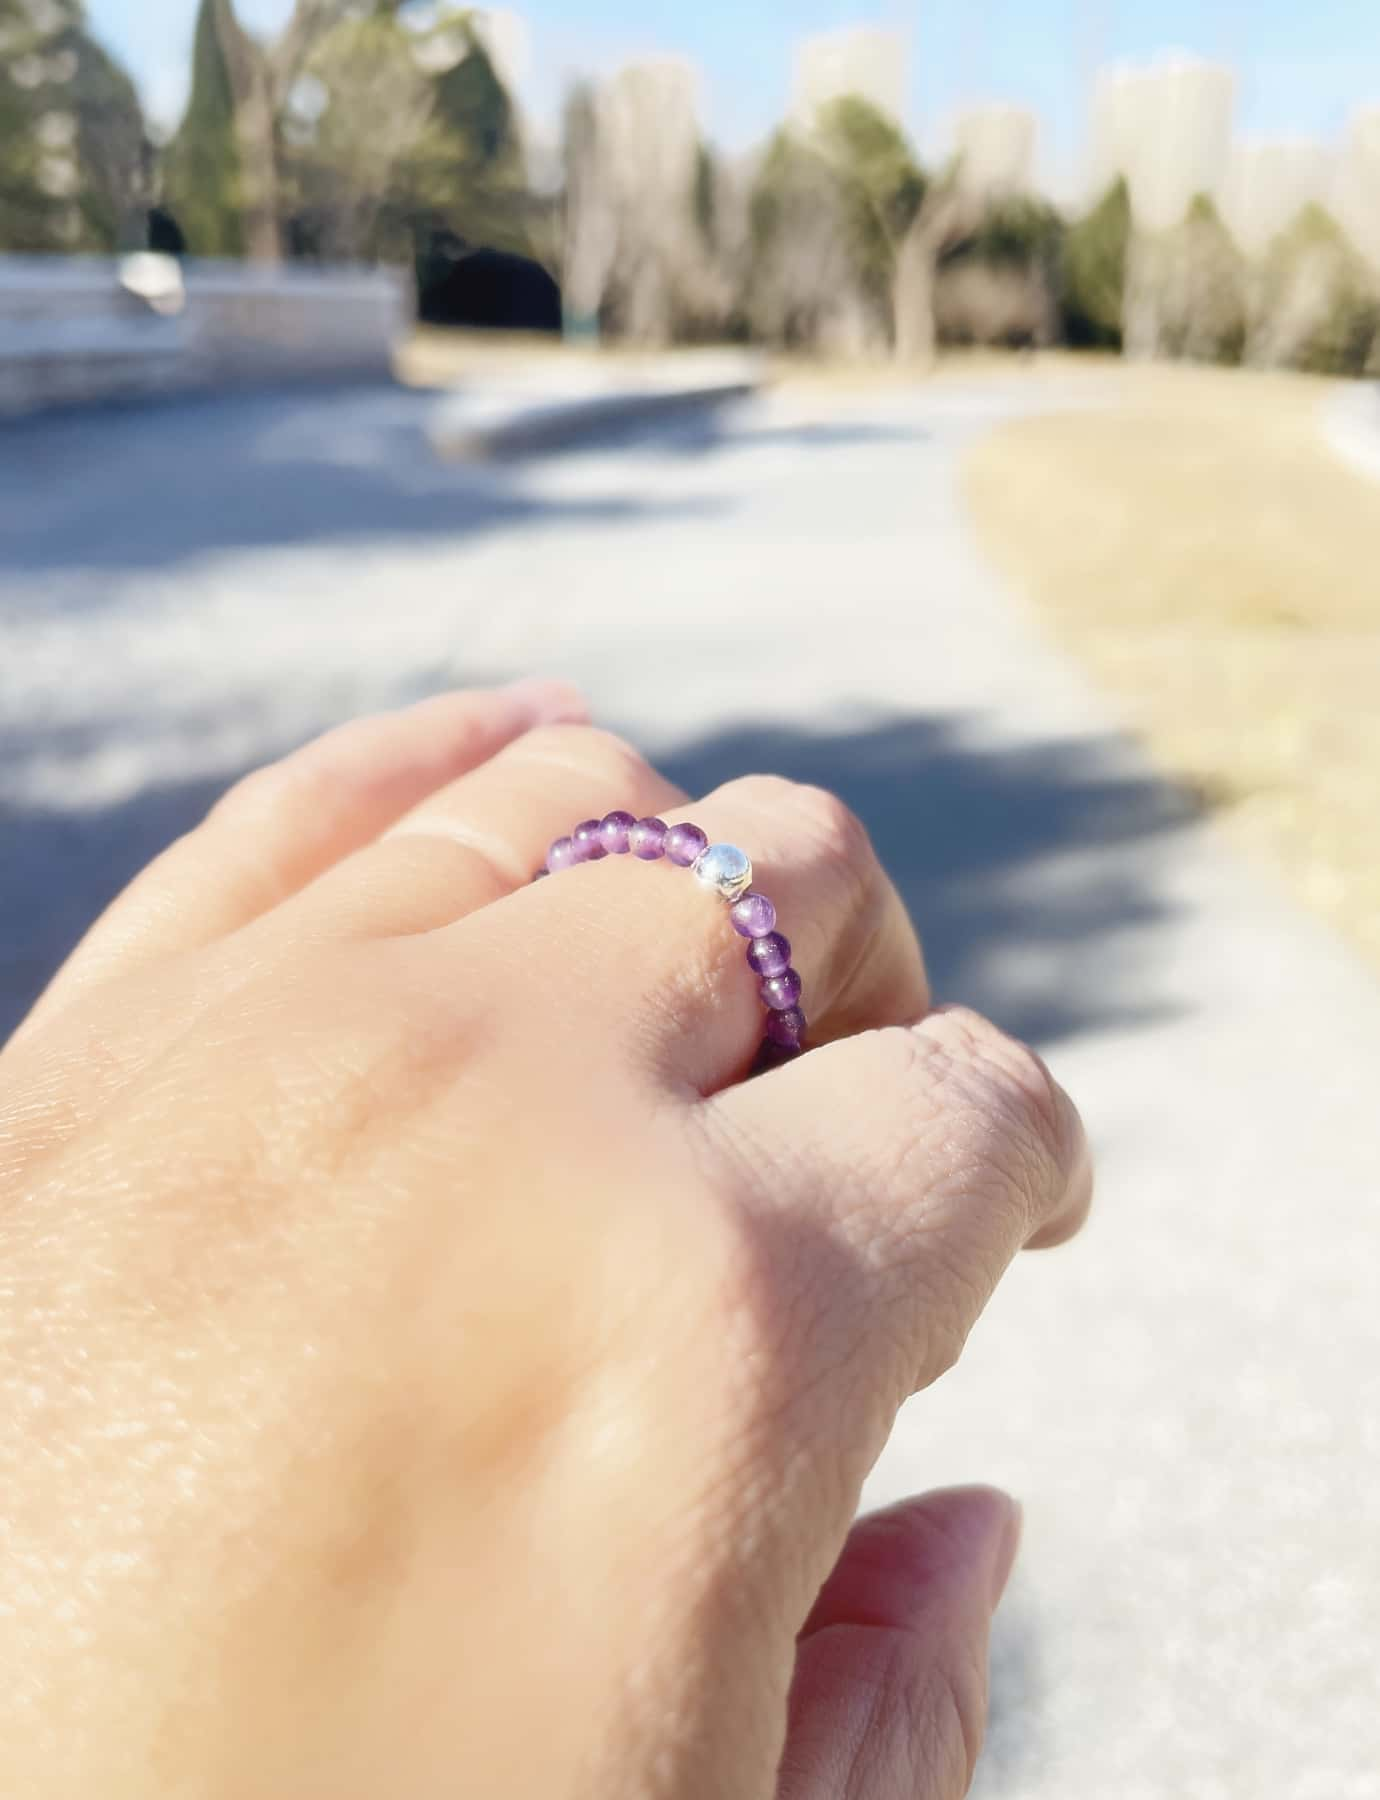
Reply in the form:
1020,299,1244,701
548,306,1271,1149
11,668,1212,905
776,1486,1021,1800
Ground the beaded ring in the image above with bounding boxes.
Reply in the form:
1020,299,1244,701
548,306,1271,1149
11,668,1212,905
534,811,807,1061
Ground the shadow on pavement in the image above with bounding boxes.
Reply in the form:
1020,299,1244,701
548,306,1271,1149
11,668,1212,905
0,385,925,588
663,713,1192,1046
3,709,1191,1048
0,384,723,586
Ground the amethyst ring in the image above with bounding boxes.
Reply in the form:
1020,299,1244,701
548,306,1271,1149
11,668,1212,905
534,811,807,1059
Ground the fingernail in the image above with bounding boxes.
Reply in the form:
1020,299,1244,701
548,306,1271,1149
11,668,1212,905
990,1496,1023,1608
502,677,590,726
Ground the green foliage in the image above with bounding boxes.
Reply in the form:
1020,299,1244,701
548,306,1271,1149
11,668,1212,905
0,0,146,251
1257,203,1380,376
162,0,245,255
0,0,56,249
815,94,926,302
424,19,529,255
67,27,149,247
1061,175,1131,348
1143,192,1247,365
944,194,1064,270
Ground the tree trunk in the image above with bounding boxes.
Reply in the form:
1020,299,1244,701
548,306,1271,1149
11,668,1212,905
892,213,937,364
236,64,280,262
209,0,279,260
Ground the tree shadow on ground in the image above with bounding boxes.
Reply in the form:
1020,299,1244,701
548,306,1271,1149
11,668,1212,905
662,712,1193,1045
0,383,727,588
2,708,1192,1048
0,384,925,589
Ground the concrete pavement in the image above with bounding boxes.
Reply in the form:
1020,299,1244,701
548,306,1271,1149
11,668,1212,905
2,376,1378,1796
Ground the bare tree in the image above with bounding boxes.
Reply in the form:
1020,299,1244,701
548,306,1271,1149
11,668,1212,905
286,11,437,261
559,81,618,335
205,0,354,260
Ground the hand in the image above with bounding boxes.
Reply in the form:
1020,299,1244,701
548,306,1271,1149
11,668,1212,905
0,682,1091,1799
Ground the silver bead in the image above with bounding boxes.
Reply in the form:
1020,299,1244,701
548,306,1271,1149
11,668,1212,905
693,842,753,902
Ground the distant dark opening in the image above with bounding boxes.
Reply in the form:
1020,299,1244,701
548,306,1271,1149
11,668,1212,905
417,238,561,333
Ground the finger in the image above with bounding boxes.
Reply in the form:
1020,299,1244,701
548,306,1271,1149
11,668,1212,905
431,775,929,1095
275,724,687,938
705,1006,1092,1442
15,682,587,1044
777,1488,1021,1800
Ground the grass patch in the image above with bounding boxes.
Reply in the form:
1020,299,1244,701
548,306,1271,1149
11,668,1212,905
966,362,1380,968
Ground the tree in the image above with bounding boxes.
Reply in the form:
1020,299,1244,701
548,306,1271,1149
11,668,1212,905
1125,194,1246,365
164,0,356,261
934,194,1065,348
748,126,878,351
816,95,926,320
281,8,437,262
1061,175,1131,348
0,0,147,251
161,0,244,254
0,0,57,248
557,80,615,335
748,99,953,357
554,60,724,344
1248,204,1380,376
68,26,149,247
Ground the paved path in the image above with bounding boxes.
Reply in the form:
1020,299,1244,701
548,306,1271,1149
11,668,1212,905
3,381,1378,1796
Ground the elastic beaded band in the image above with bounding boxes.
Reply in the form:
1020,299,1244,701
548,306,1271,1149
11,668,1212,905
535,811,807,1060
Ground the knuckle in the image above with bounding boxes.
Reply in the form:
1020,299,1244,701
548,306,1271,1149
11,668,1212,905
207,757,287,826
918,1008,1082,1229
726,775,884,924
784,779,875,871
510,722,653,793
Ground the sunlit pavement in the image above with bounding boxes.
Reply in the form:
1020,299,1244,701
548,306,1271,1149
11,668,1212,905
3,379,1378,1796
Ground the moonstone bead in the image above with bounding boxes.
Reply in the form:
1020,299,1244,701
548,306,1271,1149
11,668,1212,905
664,821,709,867
598,810,637,855
546,836,578,873
746,931,791,979
764,1004,807,1048
729,891,776,938
693,842,753,902
572,818,607,862
629,816,668,860
761,968,803,1011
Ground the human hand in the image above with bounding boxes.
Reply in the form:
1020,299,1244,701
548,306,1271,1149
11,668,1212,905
0,681,1090,1799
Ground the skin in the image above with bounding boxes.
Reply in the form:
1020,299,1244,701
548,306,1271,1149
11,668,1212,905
0,680,1092,1800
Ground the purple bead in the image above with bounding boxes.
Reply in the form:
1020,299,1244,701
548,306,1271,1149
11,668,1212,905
746,932,791,979
765,1005,807,1048
664,821,709,867
729,891,777,939
761,968,803,1011
572,818,607,862
629,816,668,860
547,836,578,872
598,810,637,855
753,1036,803,1072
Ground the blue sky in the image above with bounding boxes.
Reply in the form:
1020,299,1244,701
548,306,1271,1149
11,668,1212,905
87,0,1380,191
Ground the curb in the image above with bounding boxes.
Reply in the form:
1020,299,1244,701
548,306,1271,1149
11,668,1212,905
428,358,762,459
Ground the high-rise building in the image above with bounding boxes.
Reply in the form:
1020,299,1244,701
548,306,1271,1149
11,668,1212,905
1087,55,1234,231
952,103,1037,197
1222,139,1331,256
789,26,908,129
1333,105,1380,268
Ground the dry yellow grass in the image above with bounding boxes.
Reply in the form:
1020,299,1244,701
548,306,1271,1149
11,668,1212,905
966,361,1380,967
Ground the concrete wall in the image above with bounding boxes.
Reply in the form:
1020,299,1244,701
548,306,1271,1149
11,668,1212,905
0,256,411,417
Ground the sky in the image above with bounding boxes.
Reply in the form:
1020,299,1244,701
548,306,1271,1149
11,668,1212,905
86,0,1380,196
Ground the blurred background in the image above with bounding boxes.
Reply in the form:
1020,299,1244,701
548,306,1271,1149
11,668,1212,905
2,4,1379,1796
